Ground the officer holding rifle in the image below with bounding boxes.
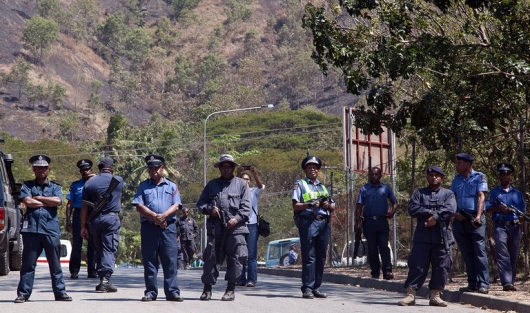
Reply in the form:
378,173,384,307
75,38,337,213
486,162,526,291
450,153,489,294
398,166,456,307
196,154,251,301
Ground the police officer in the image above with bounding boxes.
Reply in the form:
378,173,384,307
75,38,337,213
355,166,398,280
15,154,72,303
197,154,251,301
486,162,525,291
179,207,199,269
292,155,335,299
398,166,456,307
80,158,124,293
66,159,97,279
133,154,184,302
450,153,489,294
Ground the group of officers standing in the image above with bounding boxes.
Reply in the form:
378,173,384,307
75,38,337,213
354,152,526,307
12,150,526,306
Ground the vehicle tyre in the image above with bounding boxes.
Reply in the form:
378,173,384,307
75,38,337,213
0,235,9,276
280,253,290,267
9,233,22,271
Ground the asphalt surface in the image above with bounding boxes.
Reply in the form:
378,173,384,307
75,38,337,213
259,267,529,312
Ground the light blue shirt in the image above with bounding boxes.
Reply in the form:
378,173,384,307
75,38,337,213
450,170,488,212
248,185,265,224
66,179,86,209
132,177,181,223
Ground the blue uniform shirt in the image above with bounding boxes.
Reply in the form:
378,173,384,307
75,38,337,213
450,170,488,213
20,179,63,237
291,177,333,216
356,182,397,217
132,177,181,223
66,179,86,209
82,173,124,213
486,185,526,222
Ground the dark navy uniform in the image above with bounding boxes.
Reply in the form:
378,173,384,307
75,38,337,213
196,154,251,301
450,153,489,292
404,173,456,291
486,162,525,290
81,158,124,289
179,210,199,267
16,154,71,303
67,159,96,278
133,154,182,301
292,155,335,298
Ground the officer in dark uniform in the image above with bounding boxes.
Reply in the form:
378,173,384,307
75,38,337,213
179,207,199,269
292,155,335,299
355,166,398,280
398,166,456,307
133,154,184,302
15,154,72,303
197,154,251,301
450,153,489,294
486,162,525,292
80,158,124,293
66,159,97,279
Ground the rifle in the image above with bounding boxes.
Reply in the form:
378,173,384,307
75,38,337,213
83,177,120,223
430,199,451,258
496,200,530,223
457,208,482,227
352,223,363,258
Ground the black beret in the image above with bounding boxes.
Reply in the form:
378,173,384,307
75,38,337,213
456,153,474,162
301,155,322,169
29,154,51,166
77,159,93,170
426,166,445,176
145,154,165,168
497,162,514,174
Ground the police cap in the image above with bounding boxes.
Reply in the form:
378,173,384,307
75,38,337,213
301,155,322,169
426,165,445,176
456,153,474,162
497,162,514,174
145,154,165,168
77,159,93,170
29,154,51,167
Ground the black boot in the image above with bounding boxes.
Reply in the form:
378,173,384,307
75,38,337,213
222,283,235,301
200,284,212,301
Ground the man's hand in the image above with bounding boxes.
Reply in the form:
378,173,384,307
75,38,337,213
211,206,221,219
424,216,437,228
386,207,395,219
81,227,89,240
309,199,320,208
226,217,237,229
454,212,466,222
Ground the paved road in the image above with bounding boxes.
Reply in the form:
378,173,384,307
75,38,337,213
0,266,498,313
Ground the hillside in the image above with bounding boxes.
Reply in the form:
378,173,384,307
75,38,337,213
0,0,357,141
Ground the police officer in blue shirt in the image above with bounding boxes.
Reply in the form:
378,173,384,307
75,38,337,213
486,162,525,292
450,153,489,294
15,154,72,303
66,159,97,279
133,154,184,302
355,166,398,280
292,155,335,299
80,158,124,293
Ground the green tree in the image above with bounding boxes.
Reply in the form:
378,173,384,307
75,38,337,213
124,27,152,70
47,82,66,110
6,57,32,100
97,14,128,54
63,0,99,43
37,0,63,22
22,16,59,63
302,1,530,154
170,0,201,20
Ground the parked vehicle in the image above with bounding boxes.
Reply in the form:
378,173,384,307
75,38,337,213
37,239,72,267
265,237,300,267
0,140,23,275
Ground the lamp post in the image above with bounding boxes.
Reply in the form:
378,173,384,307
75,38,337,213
201,104,274,250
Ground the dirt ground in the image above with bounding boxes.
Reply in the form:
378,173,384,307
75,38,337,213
325,264,530,303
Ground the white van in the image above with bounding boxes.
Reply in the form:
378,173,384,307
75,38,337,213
37,239,72,267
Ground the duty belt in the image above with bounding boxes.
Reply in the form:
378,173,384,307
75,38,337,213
364,215,387,220
313,215,329,221
495,220,520,226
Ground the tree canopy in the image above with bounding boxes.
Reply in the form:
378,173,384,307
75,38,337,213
302,0,530,152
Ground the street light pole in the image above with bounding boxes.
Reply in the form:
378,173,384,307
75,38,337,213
201,104,274,250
